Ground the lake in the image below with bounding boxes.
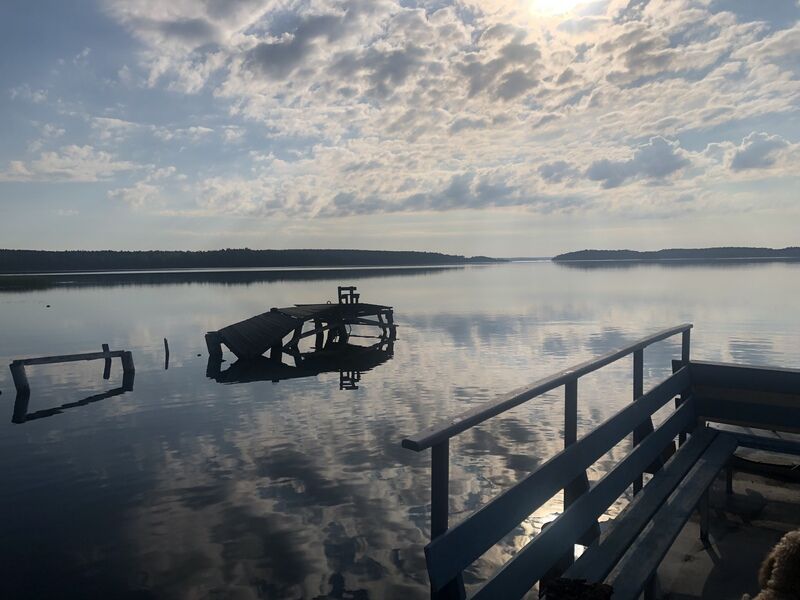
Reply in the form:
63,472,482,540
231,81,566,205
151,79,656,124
1,260,799,599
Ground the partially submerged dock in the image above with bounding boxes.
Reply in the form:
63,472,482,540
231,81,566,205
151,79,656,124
205,286,396,361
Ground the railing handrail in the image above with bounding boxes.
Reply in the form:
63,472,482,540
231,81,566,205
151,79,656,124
402,323,692,452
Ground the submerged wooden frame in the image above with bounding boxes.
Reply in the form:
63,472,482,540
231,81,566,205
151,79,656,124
9,346,135,396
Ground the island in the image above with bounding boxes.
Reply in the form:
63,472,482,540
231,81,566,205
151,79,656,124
552,247,800,263
0,248,504,274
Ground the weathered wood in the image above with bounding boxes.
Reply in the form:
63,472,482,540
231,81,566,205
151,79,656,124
431,441,449,538
10,362,30,394
563,379,599,546
205,332,223,359
102,343,111,380
120,351,135,374
404,324,693,451
424,368,691,592
732,431,800,456
10,348,134,394
698,398,800,433
605,433,738,600
164,338,170,370
633,349,645,494
565,427,717,583
689,360,800,394
431,440,466,600
468,400,696,600
13,350,127,366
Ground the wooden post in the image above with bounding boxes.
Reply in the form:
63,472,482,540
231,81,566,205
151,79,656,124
681,329,691,364
314,319,324,350
563,378,599,546
205,332,223,359
122,370,135,391
102,343,112,380
164,338,170,371
120,351,135,374
431,440,464,599
699,489,710,544
678,329,691,445
431,441,449,538
12,391,30,424
633,349,645,495
10,362,30,394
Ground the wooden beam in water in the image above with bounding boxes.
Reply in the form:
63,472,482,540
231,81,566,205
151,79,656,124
9,348,135,395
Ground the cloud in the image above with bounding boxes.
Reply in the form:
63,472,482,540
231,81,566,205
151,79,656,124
586,137,691,188
729,132,790,171
538,161,579,183
245,14,343,80
9,84,48,103
0,146,139,182
4,0,799,230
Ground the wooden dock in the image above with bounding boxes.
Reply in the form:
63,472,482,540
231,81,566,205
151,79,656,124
205,286,396,361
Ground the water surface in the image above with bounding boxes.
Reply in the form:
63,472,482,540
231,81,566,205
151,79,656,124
1,261,799,599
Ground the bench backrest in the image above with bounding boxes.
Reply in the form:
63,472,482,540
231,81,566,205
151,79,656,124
683,360,800,434
425,366,695,598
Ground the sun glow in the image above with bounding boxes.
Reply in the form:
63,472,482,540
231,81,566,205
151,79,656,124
530,0,587,16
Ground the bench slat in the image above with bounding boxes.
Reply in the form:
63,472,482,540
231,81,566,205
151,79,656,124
731,431,800,457
689,360,800,395
425,367,691,592
565,427,717,583
698,398,800,433
469,397,696,600
606,432,738,600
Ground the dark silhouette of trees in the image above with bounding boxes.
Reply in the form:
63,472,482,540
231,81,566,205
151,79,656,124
0,248,502,273
553,247,800,262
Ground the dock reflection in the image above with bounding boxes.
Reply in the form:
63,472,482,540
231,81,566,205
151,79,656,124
206,340,394,390
12,371,135,424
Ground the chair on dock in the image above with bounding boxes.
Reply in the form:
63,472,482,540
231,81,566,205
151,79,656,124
402,324,800,600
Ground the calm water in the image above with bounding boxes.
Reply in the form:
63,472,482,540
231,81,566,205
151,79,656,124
1,261,799,599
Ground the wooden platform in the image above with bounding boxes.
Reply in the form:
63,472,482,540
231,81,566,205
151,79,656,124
206,287,396,361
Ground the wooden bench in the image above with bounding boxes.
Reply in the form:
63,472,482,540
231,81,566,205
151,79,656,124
402,325,800,600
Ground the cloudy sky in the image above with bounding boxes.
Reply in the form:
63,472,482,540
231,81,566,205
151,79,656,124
1,0,798,256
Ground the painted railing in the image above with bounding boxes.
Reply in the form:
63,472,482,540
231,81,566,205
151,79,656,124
402,323,692,598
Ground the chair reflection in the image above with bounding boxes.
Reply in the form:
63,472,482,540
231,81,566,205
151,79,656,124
206,339,394,390
12,371,135,424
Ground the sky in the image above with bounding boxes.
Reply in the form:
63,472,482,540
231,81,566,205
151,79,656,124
0,0,798,257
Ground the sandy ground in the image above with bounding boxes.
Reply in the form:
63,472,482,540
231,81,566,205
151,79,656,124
654,458,800,600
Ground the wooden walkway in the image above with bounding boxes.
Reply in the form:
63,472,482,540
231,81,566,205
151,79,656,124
205,287,396,360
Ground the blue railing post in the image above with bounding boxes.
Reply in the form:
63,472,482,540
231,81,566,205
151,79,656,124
563,378,599,545
431,440,465,599
678,329,692,444
632,349,645,494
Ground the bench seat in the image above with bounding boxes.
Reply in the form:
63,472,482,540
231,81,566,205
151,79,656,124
575,430,737,600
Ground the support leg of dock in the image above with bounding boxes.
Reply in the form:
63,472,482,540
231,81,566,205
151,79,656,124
10,362,30,395
205,332,223,360
102,343,112,380
121,351,135,374
12,391,30,424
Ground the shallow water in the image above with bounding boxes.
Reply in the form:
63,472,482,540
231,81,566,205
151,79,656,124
1,261,799,599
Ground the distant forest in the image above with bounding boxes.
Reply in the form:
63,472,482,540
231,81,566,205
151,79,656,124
553,247,800,262
0,249,502,273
